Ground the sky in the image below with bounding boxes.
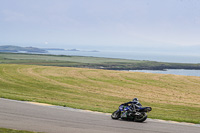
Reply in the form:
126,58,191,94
1,0,200,51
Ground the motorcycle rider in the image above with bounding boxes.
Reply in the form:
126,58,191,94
121,98,142,107
119,98,142,117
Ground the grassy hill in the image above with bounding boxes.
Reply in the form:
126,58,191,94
0,52,200,70
0,64,200,123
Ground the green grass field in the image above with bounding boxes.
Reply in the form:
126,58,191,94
0,64,200,124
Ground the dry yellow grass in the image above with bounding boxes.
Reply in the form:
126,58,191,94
31,65,200,107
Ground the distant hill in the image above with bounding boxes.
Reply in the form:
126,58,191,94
42,48,65,51
0,45,47,53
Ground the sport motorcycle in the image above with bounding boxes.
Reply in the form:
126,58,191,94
111,104,152,122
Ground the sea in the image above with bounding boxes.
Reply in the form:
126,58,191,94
47,50,200,77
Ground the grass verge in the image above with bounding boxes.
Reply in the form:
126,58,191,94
0,128,42,133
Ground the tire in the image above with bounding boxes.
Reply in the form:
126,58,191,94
111,110,121,119
134,112,147,122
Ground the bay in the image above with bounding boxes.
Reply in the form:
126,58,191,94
47,50,200,63
47,50,200,77
130,69,200,77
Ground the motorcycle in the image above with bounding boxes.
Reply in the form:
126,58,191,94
111,104,152,122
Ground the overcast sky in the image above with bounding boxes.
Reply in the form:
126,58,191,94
1,0,200,49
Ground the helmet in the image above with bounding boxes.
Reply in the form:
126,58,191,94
132,98,139,102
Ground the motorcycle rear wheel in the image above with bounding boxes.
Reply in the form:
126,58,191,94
134,112,147,122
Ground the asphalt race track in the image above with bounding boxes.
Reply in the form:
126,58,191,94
0,98,199,133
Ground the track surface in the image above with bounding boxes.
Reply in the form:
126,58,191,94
0,98,199,133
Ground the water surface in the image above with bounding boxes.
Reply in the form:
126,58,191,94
130,69,200,77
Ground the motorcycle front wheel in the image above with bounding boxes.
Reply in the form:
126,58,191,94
111,110,121,119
